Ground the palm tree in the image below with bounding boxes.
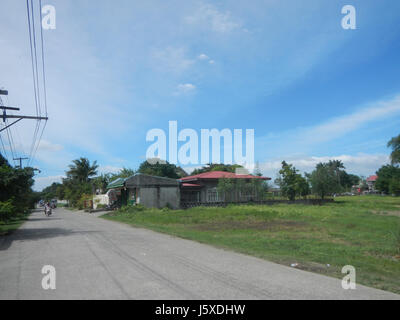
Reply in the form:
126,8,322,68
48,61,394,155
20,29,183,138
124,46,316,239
66,158,99,183
388,134,400,165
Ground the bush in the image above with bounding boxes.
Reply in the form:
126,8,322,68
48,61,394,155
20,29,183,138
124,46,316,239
76,194,93,210
119,203,146,213
0,200,16,222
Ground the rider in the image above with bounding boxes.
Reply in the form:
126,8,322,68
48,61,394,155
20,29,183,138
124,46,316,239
44,202,52,216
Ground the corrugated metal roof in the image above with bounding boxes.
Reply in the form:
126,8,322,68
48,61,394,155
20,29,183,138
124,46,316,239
181,171,270,182
107,177,126,189
367,175,378,182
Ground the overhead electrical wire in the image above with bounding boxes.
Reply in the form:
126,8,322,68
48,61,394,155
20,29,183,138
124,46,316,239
24,0,48,167
0,0,49,168
26,0,41,165
30,0,49,166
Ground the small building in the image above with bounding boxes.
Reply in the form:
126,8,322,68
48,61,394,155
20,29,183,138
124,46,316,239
366,175,378,192
106,174,181,209
180,171,270,204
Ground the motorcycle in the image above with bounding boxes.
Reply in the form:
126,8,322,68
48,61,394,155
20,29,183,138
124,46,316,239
44,205,52,217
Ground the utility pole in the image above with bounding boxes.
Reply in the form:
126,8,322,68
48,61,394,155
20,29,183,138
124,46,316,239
13,157,29,168
0,89,48,133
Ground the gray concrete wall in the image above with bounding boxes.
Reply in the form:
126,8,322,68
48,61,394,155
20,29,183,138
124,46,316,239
137,186,180,209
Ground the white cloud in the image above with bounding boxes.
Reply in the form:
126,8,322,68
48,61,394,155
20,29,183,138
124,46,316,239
300,96,400,145
258,95,400,156
198,53,209,60
176,83,196,94
185,3,242,34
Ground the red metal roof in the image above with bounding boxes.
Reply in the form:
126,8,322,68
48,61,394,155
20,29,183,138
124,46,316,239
366,175,378,182
181,171,270,182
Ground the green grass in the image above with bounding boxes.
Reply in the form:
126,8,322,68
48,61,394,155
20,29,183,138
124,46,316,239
0,212,30,236
102,196,400,294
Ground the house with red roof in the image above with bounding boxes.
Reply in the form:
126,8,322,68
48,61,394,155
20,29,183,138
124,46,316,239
366,175,378,192
180,171,270,204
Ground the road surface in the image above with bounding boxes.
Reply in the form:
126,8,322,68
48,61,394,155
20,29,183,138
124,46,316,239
0,208,398,300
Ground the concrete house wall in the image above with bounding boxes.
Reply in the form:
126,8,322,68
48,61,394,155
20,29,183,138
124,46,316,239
125,174,180,209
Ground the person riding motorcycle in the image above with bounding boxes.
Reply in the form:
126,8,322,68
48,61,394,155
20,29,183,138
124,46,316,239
44,202,52,216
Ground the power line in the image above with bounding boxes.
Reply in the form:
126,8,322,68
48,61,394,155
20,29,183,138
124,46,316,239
0,91,48,166
26,0,41,165
39,0,48,118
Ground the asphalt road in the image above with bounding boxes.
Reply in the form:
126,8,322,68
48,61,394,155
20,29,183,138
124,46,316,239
0,208,398,300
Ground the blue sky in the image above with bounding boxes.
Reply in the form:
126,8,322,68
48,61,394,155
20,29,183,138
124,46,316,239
1,0,400,190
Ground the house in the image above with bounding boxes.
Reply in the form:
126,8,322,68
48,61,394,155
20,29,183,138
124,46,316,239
180,171,270,204
106,174,181,209
366,175,378,192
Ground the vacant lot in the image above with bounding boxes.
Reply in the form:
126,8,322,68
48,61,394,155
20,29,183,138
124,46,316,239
103,196,400,294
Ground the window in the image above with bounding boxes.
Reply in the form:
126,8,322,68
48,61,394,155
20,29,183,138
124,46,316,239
207,188,221,202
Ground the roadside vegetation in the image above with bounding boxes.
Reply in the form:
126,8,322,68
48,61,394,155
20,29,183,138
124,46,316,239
0,208,30,236
103,196,400,294
0,154,39,235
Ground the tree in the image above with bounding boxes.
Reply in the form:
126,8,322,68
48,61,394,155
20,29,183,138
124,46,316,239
192,163,244,175
388,134,400,165
62,177,92,207
275,161,309,201
92,173,112,194
307,162,341,199
62,158,98,207
217,177,268,202
66,158,98,183
111,168,135,179
389,178,400,196
341,173,360,189
41,182,63,201
137,160,182,179
375,165,400,195
0,154,36,218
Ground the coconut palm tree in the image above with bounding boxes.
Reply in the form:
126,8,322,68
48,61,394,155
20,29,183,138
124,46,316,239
388,134,400,165
66,158,99,183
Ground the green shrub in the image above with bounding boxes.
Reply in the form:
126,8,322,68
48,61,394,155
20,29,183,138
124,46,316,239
0,200,16,222
119,203,146,213
76,194,93,210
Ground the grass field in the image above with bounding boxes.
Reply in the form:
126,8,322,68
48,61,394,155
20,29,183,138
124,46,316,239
103,196,400,293
0,212,30,236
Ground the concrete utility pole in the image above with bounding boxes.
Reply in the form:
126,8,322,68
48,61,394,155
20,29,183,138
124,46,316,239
13,157,29,168
0,89,48,133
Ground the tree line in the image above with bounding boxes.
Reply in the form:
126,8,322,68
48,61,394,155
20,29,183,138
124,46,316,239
33,131,400,210
275,133,400,200
0,154,40,222
40,159,189,208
